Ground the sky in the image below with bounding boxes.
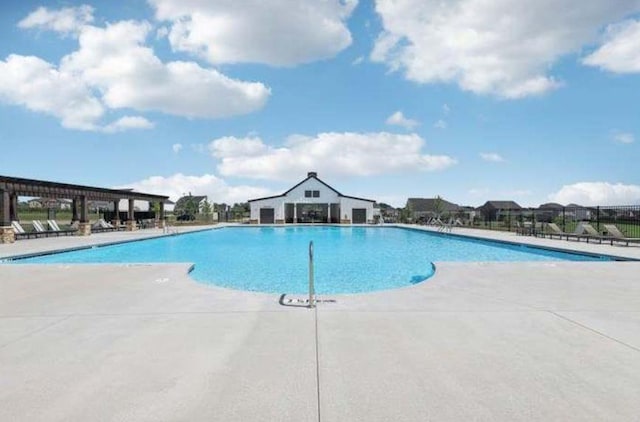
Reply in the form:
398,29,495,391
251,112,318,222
1,0,639,208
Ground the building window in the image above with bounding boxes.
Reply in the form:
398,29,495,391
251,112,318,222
312,190,320,198
305,190,312,198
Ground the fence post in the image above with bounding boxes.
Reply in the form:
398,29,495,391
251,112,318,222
596,206,600,232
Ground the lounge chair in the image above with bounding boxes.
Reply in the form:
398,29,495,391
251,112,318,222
92,218,116,232
516,221,533,236
437,218,453,233
32,220,47,233
577,223,610,244
47,220,61,231
11,221,37,239
47,219,77,236
603,224,640,246
541,223,588,241
33,220,66,237
11,221,26,234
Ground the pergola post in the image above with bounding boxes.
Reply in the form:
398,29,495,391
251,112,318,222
113,200,120,226
9,193,18,222
126,198,137,231
78,195,91,236
72,198,79,222
1,189,15,243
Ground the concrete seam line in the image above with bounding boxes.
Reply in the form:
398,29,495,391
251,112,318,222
315,305,321,422
549,311,640,353
0,315,72,350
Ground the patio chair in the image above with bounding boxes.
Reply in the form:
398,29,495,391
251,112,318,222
602,224,640,246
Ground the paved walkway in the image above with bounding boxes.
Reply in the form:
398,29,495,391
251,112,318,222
1,225,639,421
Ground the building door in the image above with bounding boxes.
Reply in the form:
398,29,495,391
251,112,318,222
352,208,366,224
259,208,275,224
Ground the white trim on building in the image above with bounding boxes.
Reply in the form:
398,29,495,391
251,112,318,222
248,172,378,224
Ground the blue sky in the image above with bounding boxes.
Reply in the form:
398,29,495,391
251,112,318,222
1,0,639,207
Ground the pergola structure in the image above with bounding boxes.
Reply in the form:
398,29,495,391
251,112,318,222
0,175,169,243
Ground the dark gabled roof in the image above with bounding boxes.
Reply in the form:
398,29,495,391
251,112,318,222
539,202,564,209
406,197,460,212
481,200,522,210
248,173,375,203
174,195,207,208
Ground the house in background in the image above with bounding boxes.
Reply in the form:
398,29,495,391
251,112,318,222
27,198,72,209
377,203,399,223
248,172,378,224
537,202,565,221
174,195,209,219
405,197,460,222
565,203,592,220
477,200,522,221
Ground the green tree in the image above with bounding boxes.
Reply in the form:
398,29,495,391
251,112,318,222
200,199,212,220
433,195,444,219
400,201,413,223
183,195,199,220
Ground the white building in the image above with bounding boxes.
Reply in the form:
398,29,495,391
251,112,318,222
248,172,378,224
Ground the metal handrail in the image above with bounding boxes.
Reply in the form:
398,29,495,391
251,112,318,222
308,241,315,308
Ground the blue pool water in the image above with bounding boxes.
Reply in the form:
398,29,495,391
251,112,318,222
15,226,608,294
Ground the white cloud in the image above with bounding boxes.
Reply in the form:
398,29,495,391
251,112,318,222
3,10,271,130
433,119,447,129
172,143,183,153
385,111,419,130
352,56,364,65
549,182,640,206
583,19,640,73
442,104,450,114
0,54,104,130
122,173,274,204
613,132,635,144
18,5,94,35
371,0,639,98
61,20,270,119
149,0,357,66
480,152,505,162
209,132,457,180
103,116,154,133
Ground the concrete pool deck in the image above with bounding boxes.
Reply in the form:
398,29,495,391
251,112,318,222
1,225,639,421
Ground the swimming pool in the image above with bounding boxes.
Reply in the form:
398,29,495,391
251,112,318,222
13,226,611,294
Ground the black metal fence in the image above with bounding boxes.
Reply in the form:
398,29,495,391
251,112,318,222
471,205,640,238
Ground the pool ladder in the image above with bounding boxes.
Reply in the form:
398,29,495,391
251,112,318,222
308,241,315,308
